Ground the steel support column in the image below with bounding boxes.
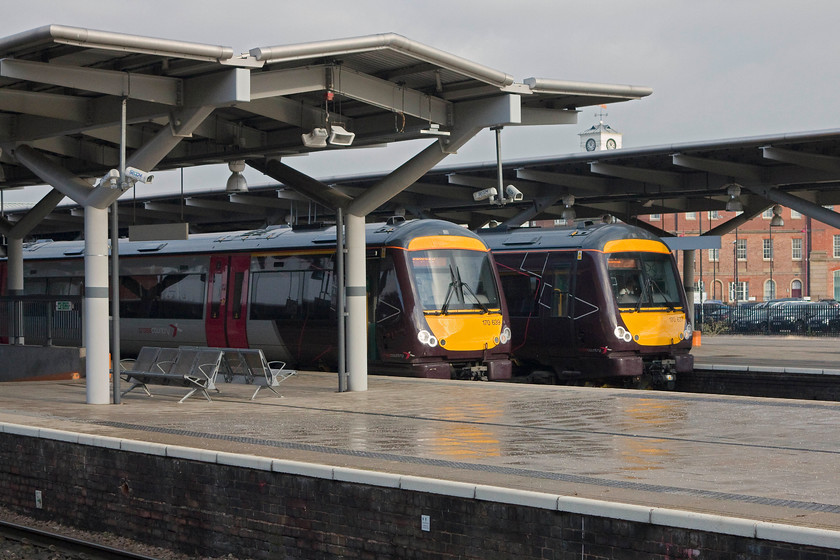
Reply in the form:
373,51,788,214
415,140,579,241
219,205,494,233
683,249,696,327
84,205,110,404
7,237,23,344
344,212,367,392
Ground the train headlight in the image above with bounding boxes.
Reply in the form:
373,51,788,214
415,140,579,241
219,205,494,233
500,327,511,344
614,326,633,343
418,330,431,344
417,329,439,348
683,322,693,340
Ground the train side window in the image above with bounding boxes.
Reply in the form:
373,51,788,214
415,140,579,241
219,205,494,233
375,256,404,325
499,271,535,317
549,268,571,318
231,271,244,320
210,271,223,319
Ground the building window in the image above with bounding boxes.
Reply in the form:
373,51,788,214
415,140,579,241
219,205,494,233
708,248,719,262
762,208,773,219
729,281,748,302
791,209,801,219
736,239,747,261
763,238,773,260
708,210,721,220
792,238,802,260
834,235,840,258
649,214,661,221
764,279,776,301
553,219,566,226
835,272,840,301
685,212,696,220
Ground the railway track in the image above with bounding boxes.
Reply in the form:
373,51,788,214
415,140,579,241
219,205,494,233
0,519,162,560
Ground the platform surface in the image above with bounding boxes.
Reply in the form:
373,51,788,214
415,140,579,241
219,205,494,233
2,336,840,534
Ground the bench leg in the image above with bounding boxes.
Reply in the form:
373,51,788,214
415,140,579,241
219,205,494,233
121,381,152,398
250,385,283,400
179,377,213,403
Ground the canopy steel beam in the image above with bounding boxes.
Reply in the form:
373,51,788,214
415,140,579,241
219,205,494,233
741,184,840,230
0,59,182,105
762,146,840,173
590,162,685,189
672,153,766,183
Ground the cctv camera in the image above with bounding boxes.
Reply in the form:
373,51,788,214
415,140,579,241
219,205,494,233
125,167,154,184
98,169,121,188
473,187,498,202
505,185,523,202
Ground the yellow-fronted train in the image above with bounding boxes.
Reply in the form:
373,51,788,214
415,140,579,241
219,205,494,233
480,222,692,389
1,219,512,380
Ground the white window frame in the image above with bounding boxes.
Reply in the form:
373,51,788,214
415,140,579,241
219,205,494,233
736,239,747,261
792,238,802,261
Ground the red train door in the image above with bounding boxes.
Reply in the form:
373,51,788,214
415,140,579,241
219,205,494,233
206,254,250,348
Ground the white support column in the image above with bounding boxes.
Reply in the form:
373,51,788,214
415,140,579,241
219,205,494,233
84,206,110,404
683,249,696,327
7,237,24,345
345,212,368,392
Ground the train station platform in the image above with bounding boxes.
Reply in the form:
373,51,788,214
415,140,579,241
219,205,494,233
2,343,840,557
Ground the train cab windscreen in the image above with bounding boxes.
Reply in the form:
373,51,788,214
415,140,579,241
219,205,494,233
608,252,682,309
410,250,500,314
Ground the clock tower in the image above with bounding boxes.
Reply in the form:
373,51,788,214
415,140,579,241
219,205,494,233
579,121,622,152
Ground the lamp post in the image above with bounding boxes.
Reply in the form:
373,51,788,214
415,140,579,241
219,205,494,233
769,205,784,300
733,228,739,306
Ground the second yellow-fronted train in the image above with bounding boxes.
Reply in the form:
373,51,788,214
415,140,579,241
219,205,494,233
481,222,693,388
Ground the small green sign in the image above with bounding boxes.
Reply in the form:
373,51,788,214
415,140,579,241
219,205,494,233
55,301,73,312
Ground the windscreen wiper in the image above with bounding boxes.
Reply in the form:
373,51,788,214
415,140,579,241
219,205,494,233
440,264,460,315
461,280,490,314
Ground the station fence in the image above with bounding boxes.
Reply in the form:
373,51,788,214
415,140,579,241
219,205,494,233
0,296,83,347
694,303,840,336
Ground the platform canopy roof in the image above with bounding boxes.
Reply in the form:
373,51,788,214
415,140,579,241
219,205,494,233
0,25,649,187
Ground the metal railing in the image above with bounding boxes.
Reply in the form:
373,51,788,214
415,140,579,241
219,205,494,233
695,303,840,336
0,296,83,347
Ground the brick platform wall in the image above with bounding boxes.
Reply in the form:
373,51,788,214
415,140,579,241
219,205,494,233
1,432,839,560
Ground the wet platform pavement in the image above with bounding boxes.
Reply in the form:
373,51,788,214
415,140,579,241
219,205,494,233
2,335,840,536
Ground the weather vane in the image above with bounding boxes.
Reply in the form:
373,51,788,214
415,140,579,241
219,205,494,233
595,104,608,124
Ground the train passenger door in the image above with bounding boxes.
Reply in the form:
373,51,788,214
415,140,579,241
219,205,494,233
206,254,250,348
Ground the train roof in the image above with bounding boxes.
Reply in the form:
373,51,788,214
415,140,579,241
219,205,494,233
15,219,485,260
479,222,665,252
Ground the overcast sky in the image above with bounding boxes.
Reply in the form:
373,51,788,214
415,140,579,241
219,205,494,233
3,1,839,198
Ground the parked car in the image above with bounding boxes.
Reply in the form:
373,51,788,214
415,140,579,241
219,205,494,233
806,304,840,333
695,300,731,325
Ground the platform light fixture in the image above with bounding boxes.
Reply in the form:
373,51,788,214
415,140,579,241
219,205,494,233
561,194,576,221
770,204,784,227
302,128,329,148
328,125,355,146
225,160,248,193
725,183,744,212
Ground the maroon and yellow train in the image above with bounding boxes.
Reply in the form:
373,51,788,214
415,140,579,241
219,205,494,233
2,219,512,380
481,222,693,388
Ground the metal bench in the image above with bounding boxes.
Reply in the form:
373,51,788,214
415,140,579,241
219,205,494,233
120,346,224,403
205,347,296,400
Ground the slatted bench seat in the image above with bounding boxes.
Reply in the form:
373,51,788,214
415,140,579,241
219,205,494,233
120,346,296,402
198,347,296,400
120,346,223,403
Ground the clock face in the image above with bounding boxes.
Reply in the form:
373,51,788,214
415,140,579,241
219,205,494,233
606,138,617,150
585,138,597,151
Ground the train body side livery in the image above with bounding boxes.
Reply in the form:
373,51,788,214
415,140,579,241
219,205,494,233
481,222,693,387
3,219,512,380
